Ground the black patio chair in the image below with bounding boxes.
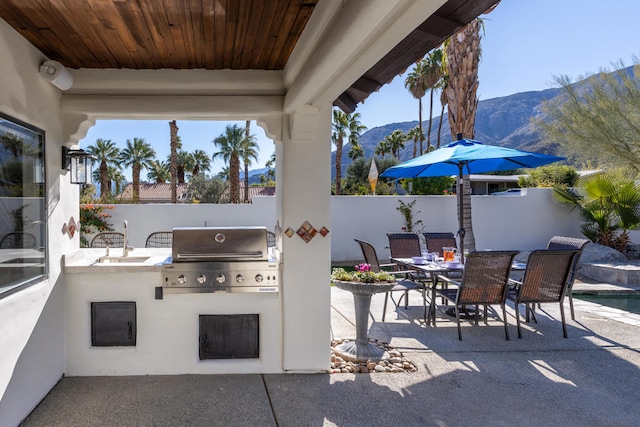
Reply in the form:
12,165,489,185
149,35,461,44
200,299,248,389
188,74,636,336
354,239,428,323
507,249,580,338
145,231,173,248
546,236,590,320
386,232,422,259
433,250,519,340
90,232,125,248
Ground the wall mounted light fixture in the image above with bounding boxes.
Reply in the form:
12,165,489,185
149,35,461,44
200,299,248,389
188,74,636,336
62,146,92,184
39,60,74,90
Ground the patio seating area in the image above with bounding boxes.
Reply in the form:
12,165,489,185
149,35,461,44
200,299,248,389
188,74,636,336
21,279,640,426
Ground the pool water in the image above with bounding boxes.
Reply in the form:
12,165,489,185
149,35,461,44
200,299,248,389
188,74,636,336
575,294,640,315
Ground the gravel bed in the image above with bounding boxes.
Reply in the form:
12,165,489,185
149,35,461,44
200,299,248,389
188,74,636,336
330,338,418,374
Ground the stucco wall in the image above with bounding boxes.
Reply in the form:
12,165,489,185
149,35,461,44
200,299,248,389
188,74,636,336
96,188,583,263
0,19,77,426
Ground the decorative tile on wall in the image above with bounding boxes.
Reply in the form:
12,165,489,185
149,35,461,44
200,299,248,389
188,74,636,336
296,221,317,243
68,217,77,238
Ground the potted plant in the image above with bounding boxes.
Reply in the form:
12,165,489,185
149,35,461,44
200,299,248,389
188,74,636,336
331,264,397,361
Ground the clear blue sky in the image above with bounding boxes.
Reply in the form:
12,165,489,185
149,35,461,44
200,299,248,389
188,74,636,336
80,0,640,180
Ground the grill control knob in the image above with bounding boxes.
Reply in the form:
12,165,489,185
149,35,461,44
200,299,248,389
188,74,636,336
216,274,226,284
255,274,264,283
197,275,207,284
177,274,187,284
236,274,245,283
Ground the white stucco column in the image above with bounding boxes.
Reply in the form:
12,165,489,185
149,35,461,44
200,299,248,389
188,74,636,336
278,105,331,372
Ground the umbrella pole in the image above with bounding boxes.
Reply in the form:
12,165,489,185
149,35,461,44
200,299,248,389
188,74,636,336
457,167,465,263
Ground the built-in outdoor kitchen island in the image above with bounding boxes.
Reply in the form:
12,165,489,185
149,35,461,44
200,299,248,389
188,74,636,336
63,227,283,375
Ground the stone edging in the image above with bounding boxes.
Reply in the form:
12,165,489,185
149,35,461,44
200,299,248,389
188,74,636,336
330,338,418,373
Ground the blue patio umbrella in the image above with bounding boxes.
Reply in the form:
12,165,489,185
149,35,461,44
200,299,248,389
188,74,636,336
380,134,565,260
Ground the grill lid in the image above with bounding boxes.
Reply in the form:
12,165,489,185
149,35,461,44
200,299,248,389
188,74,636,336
171,226,269,262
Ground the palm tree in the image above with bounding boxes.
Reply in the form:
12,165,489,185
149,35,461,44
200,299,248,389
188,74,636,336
404,60,428,154
383,129,407,160
554,171,640,251
191,149,211,176
1,132,24,158
444,13,494,252
424,49,444,152
332,110,366,195
239,125,259,203
436,74,449,148
212,124,245,203
86,138,120,202
174,151,194,184
217,166,230,181
348,144,364,160
264,151,276,183
147,160,170,183
374,140,391,159
169,120,179,203
119,137,156,203
406,126,423,158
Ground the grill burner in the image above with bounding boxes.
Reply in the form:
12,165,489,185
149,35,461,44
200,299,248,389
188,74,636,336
161,226,279,294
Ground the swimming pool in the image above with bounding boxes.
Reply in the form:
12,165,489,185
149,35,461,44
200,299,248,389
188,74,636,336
575,294,640,315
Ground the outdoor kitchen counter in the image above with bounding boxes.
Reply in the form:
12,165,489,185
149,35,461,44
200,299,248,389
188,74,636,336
62,246,284,376
63,248,171,273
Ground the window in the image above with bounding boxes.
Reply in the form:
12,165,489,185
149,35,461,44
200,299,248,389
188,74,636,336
0,112,46,297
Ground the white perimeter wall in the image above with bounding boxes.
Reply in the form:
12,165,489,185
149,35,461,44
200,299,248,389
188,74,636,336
98,188,584,263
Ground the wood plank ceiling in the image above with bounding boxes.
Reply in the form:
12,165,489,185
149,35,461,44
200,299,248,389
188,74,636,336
0,0,500,112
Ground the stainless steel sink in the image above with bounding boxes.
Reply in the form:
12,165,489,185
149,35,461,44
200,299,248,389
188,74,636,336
95,256,151,264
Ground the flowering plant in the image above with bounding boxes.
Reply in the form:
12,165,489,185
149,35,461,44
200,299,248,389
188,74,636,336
331,263,396,284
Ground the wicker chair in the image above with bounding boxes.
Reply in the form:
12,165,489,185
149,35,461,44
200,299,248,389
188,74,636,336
546,236,590,320
145,231,173,248
90,232,125,248
433,250,519,340
423,232,457,256
0,231,37,249
507,249,580,338
354,239,428,323
386,232,422,259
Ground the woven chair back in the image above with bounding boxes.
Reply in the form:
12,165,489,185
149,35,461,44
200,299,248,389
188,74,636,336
386,232,421,258
91,232,125,248
423,232,457,256
145,231,173,248
457,251,519,305
354,239,383,273
517,250,579,303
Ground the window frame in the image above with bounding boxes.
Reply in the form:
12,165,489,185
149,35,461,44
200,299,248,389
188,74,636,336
0,112,47,298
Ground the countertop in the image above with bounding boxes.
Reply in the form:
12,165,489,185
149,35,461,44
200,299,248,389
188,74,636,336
63,248,172,274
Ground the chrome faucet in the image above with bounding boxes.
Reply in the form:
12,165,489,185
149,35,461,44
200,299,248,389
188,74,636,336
122,220,133,257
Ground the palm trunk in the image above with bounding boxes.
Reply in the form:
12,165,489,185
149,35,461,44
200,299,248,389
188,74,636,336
132,163,141,204
418,98,423,154
230,154,240,203
169,120,178,204
100,160,109,202
437,102,445,148
427,88,435,152
335,137,343,195
244,120,250,202
446,19,482,252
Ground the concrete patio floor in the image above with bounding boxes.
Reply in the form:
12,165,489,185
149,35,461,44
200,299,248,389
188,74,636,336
21,281,640,426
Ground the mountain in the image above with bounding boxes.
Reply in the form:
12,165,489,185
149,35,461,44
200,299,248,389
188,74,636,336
331,85,564,177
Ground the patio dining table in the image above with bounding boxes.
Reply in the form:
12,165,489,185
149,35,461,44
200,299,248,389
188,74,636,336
392,257,526,325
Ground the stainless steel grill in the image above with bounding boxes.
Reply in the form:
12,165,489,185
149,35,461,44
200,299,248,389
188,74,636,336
161,226,279,294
